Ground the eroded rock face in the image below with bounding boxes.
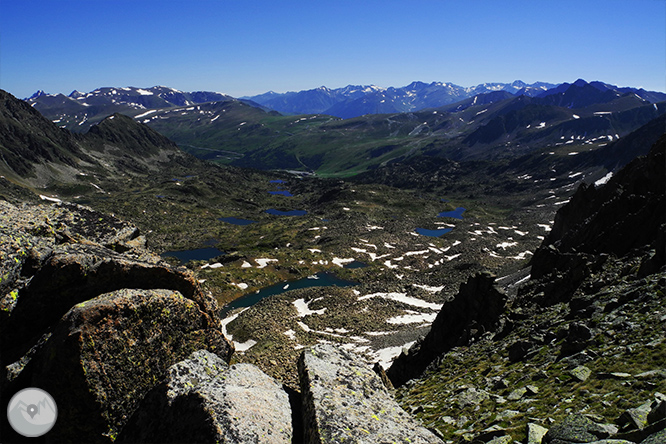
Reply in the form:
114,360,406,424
120,351,293,444
299,344,442,444
387,271,507,387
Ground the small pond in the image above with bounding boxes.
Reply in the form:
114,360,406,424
344,260,368,269
415,227,453,237
219,216,257,226
161,247,225,264
269,190,294,197
220,272,357,317
270,179,285,184
437,207,466,219
265,209,308,216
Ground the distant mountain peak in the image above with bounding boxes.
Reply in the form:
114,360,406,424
27,90,48,100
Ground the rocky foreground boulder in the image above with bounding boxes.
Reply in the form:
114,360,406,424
119,350,293,443
299,344,442,443
121,344,443,444
0,200,233,442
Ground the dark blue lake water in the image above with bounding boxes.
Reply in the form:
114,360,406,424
220,272,357,317
265,209,308,216
161,247,225,264
219,216,257,226
270,180,285,184
269,190,294,197
437,207,466,219
415,227,453,237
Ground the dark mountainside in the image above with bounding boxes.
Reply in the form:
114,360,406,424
1,84,665,444
0,89,91,177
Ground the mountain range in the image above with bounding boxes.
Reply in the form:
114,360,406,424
243,80,559,118
28,79,666,126
21,79,666,176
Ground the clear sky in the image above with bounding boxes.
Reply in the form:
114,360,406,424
1,0,664,99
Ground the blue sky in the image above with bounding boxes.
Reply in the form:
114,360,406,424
1,0,664,99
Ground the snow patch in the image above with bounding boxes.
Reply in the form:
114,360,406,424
358,292,442,310
374,341,416,369
135,110,157,119
594,172,613,186
332,257,355,267
412,284,444,293
387,312,438,325
39,195,62,203
255,258,278,268
234,339,257,352
293,298,327,317
405,250,429,256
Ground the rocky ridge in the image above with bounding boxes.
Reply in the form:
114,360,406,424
388,137,665,442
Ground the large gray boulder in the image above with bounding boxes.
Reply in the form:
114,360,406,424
8,289,232,443
119,350,293,443
543,414,619,444
298,344,442,444
0,200,217,370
